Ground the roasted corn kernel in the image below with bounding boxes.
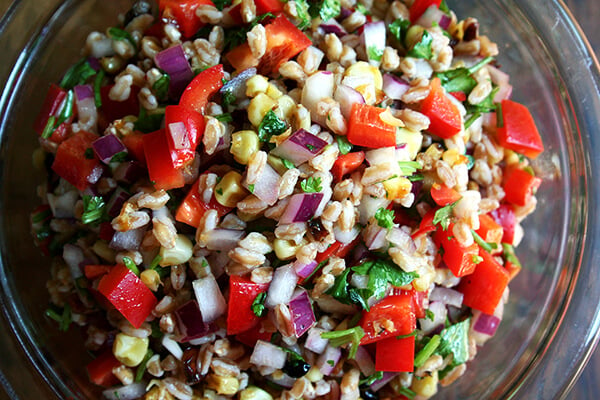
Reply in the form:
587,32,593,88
159,234,193,266
214,171,248,207
231,130,260,165
273,238,301,260
113,333,149,367
248,93,277,127
246,74,269,97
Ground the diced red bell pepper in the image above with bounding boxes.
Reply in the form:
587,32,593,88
34,84,73,143
375,335,415,372
159,0,216,38
254,0,284,15
175,176,233,227
496,99,544,159
164,105,206,168
314,236,361,264
97,264,158,328
227,276,269,335
179,64,224,114
235,321,274,347
490,204,516,245
394,289,427,319
411,208,437,239
84,264,113,280
143,129,185,190
360,294,416,345
52,131,103,190
409,0,442,22
430,183,461,206
503,168,542,207
331,151,365,182
449,91,467,102
99,85,140,123
347,103,397,148
434,224,479,277
476,213,503,247
420,77,462,139
121,131,147,166
86,349,121,387
456,248,509,314
504,260,521,282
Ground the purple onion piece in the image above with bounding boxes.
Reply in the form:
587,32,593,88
154,44,194,98
370,372,399,392
279,193,324,224
174,300,214,342
220,67,257,103
87,57,101,71
106,187,129,218
362,21,386,64
110,227,146,251
271,129,328,166
429,286,464,308
319,20,347,36
74,84,94,101
113,161,145,184
472,311,501,336
293,260,319,280
382,73,410,100
288,289,316,338
92,134,127,165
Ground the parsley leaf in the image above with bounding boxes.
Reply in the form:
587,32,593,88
433,200,458,231
251,292,267,317
81,195,106,225
153,73,170,102
437,319,470,366
408,30,433,59
41,116,57,139
496,101,504,128
439,0,450,13
336,135,353,155
45,305,72,332
258,110,287,142
471,229,498,253
110,151,128,163
374,207,395,229
398,387,417,399
465,86,499,114
355,3,370,15
301,177,323,193
134,107,164,133
367,45,384,62
60,58,97,90
398,160,422,176
425,309,435,321
464,113,481,130
248,184,255,193
215,113,233,123
327,268,352,303
135,349,154,382
317,0,341,22
415,335,441,368
389,19,410,43
434,56,494,94
320,326,365,359
108,27,137,50
472,254,484,264
222,89,237,108
212,0,232,11
294,0,312,30
281,158,295,169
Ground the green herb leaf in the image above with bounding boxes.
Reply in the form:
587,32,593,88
281,158,295,169
84,148,95,159
389,19,410,43
464,113,481,130
258,110,287,142
56,90,74,126
439,0,450,13
32,208,52,224
336,135,353,155
153,73,170,102
251,292,267,317
472,254,484,264
134,107,164,133
215,113,233,123
248,184,255,193
374,207,395,229
294,0,312,30
496,101,504,128
320,326,365,359
502,243,522,268
81,195,106,225
415,335,441,367
397,387,417,399
425,309,435,321
408,30,433,59
437,319,470,366
355,3,371,15
94,69,104,108
135,349,154,382
408,174,424,182
318,0,341,22
466,86,499,114
326,268,352,303
60,58,97,90
367,45,384,62
471,229,498,253
222,89,237,108
110,151,128,163
433,200,458,231
122,256,140,276
359,371,383,386
108,27,137,50
301,177,323,193
398,160,422,176
41,116,57,139
212,0,233,11
149,254,162,270
46,304,72,332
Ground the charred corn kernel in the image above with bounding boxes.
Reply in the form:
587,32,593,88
273,238,301,260
267,154,289,175
405,25,426,50
305,366,324,383
159,234,193,266
92,240,116,263
275,95,295,120
215,171,248,207
113,333,149,367
504,149,521,166
246,75,269,97
344,61,383,90
396,128,423,161
384,176,412,200
442,148,466,166
231,130,260,164
266,83,283,99
206,374,240,395
240,386,273,400
248,93,277,127
411,370,438,398
140,269,161,291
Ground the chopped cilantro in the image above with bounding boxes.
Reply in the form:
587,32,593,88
408,173,424,182
41,116,57,139
433,200,458,231
359,371,383,386
84,148,94,159
471,229,498,253
153,73,170,102
355,3,370,15
149,254,162,270
108,27,137,50
110,151,128,163
437,319,470,366
45,304,72,332
374,207,395,229
466,86,499,114
397,387,417,399
60,58,97,90
281,158,295,169
215,113,233,123
434,56,494,94
258,110,287,142
396,331,417,339
122,256,140,276
398,160,422,176
439,0,450,13
496,101,504,128
464,113,481,130
294,0,312,30
248,184,255,193
327,359,335,366
212,0,232,10
408,30,433,59
93,69,104,108
251,292,267,317
336,135,353,155
367,45,384,62
135,349,154,382
389,19,410,43
316,0,341,22
55,90,74,128
320,326,365,359
425,309,435,321
301,177,322,193
134,107,164,133
222,89,237,108
472,254,484,264
216,188,224,196
81,195,106,225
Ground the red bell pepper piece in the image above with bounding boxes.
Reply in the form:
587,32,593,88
430,183,461,206
420,77,462,139
175,176,233,227
164,105,206,168
227,276,269,335
503,168,542,206
97,264,158,328
84,264,113,280
476,213,503,247
52,131,103,190
331,151,365,182
254,0,284,15
360,294,416,345
315,236,361,264
235,321,274,347
504,260,521,282
490,204,516,245
409,0,442,22
434,224,479,277
86,349,121,387
347,103,397,148
99,85,140,123
159,0,216,38
393,289,427,319
411,208,437,239
456,248,509,314
142,129,185,190
449,91,467,102
375,335,415,372
496,99,544,159
121,131,147,166
34,84,73,143
179,64,224,114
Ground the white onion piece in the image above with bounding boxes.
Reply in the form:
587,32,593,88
248,163,280,206
305,327,329,354
168,122,191,150
334,84,365,120
430,286,464,308
74,85,98,132
162,377,193,400
204,229,245,251
63,244,84,279
365,146,396,166
363,223,388,250
102,383,147,400
250,340,287,369
47,190,78,218
386,227,416,254
192,275,227,323
419,301,447,335
265,265,298,308
362,21,386,66
487,64,513,102
317,345,342,375
302,71,335,126
315,295,357,315
382,73,410,100
354,346,376,377
161,334,183,360
357,194,390,225
313,186,332,218
271,129,328,166
333,224,360,244
110,227,146,251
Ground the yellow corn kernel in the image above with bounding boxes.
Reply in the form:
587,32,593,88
273,238,301,260
113,333,149,367
405,25,426,50
305,366,324,383
144,386,174,400
214,171,248,207
92,240,116,264
246,75,269,97
266,83,283,100
396,128,424,161
140,269,161,291
442,148,469,167
267,154,290,175
383,176,412,200
159,234,193,266
344,61,383,90
248,93,277,127
411,370,439,398
275,95,296,121
206,374,240,395
231,130,260,165
239,386,274,400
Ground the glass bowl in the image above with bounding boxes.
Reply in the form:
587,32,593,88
1,0,600,398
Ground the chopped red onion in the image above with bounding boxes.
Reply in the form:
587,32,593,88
363,223,388,251
382,73,410,100
334,84,365,119
279,193,324,224
271,129,328,166
288,289,316,337
246,163,280,206
174,300,214,342
487,64,513,102
305,327,329,354
430,287,464,308
354,346,376,377
102,383,147,400
386,227,416,254
313,186,332,218
265,265,298,308
319,20,347,36
250,340,287,369
110,227,146,251
47,190,78,218
472,310,501,336
316,345,342,375
154,44,194,98
106,187,129,217
415,5,451,29
419,301,447,335
293,260,319,280
204,229,245,251
168,122,191,150
63,244,84,279
219,67,257,106
74,85,98,132
162,334,183,360
192,275,227,323
302,71,335,126
370,372,399,392
74,84,93,100
362,21,386,65
92,134,128,165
